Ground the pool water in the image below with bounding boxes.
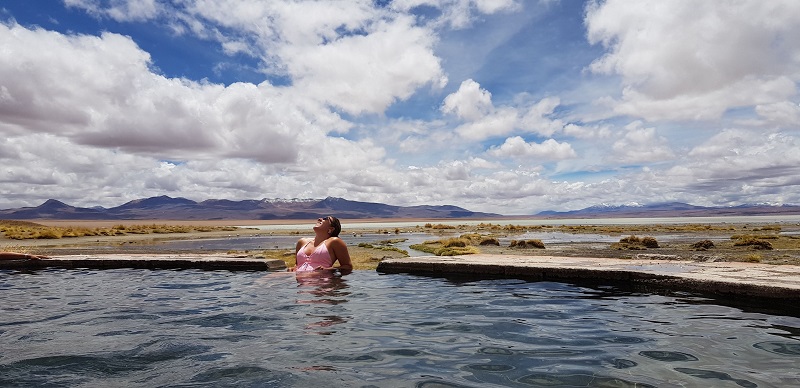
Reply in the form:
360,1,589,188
1,269,799,387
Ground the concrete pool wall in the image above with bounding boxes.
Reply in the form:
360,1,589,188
376,255,800,301
2,253,799,301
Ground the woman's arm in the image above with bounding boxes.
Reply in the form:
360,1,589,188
328,238,353,273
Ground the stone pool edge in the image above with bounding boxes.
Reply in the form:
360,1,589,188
0,253,287,271
377,254,800,301
4,253,799,301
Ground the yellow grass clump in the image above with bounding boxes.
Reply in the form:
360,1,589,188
611,235,659,250
410,237,480,256
509,239,545,249
0,220,237,240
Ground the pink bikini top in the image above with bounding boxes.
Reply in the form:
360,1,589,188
296,240,334,271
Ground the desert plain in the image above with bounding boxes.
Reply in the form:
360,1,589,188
3,218,800,269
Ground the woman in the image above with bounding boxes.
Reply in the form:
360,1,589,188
290,216,352,274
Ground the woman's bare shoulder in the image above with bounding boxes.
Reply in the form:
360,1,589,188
328,237,347,246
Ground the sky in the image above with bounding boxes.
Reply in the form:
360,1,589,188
1,0,799,215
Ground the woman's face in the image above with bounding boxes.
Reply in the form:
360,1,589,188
313,216,332,234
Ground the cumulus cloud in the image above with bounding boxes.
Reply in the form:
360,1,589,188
2,1,799,215
488,136,576,161
286,15,446,115
585,0,800,121
441,79,494,120
163,1,448,115
442,79,568,142
562,123,612,140
662,129,800,204
0,19,393,208
518,97,563,137
454,107,518,140
610,122,674,164
755,101,800,127
0,22,358,165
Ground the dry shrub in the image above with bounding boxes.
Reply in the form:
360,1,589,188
691,240,715,250
526,239,545,249
37,229,63,239
620,235,641,244
733,237,773,250
434,246,480,256
509,239,545,249
410,236,478,257
744,253,763,263
442,238,468,248
641,236,659,248
479,238,500,246
614,235,658,249
424,223,456,230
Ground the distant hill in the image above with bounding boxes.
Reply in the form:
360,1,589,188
0,196,500,220
2,197,799,221
536,202,800,218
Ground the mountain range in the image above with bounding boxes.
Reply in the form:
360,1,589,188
537,202,800,218
1,197,799,220
0,196,499,220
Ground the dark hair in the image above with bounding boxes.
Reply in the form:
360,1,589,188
327,216,342,237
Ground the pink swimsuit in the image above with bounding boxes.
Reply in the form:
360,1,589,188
296,241,334,271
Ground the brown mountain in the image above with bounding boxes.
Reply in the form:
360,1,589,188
0,196,500,220
536,202,800,218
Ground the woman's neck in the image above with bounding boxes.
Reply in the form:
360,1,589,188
313,232,329,245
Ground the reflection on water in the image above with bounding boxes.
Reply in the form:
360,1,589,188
295,273,351,335
1,269,799,387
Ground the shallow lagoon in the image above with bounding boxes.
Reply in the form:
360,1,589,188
240,215,800,231
2,269,799,387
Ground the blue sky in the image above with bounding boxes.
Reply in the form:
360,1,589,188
1,0,799,215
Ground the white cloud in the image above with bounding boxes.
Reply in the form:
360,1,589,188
585,0,800,121
442,80,568,142
610,122,674,164
488,136,576,161
454,107,518,140
0,22,360,165
287,16,446,115
64,0,161,22
662,129,800,204
518,96,563,137
562,123,612,140
613,76,796,121
755,101,800,127
441,79,494,121
391,0,520,29
2,1,800,215
170,2,448,115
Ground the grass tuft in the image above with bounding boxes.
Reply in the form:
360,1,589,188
0,222,237,240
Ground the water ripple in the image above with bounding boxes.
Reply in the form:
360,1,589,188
1,269,799,387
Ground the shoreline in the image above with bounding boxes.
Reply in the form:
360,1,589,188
27,217,496,227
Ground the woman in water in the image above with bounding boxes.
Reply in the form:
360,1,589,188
290,216,352,274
